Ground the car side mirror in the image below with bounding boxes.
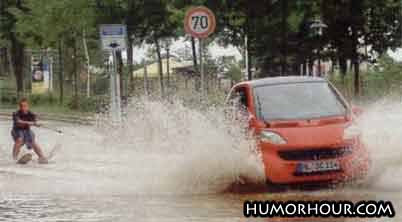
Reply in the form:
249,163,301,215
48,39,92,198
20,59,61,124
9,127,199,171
351,106,364,116
249,114,265,128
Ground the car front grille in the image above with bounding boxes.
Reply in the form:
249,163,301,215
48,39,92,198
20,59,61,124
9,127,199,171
278,147,353,161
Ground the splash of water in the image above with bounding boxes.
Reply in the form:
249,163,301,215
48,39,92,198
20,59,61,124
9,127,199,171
357,99,402,191
96,97,265,194
3,95,402,196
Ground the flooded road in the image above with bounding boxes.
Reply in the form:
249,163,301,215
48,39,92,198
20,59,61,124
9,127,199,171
1,99,402,221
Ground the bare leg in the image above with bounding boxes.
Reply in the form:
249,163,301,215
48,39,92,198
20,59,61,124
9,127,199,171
32,142,45,158
12,139,24,160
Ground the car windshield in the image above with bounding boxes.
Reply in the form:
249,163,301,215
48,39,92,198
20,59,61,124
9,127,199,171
254,82,347,121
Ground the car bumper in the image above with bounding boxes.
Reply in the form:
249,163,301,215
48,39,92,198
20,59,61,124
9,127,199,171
261,143,370,184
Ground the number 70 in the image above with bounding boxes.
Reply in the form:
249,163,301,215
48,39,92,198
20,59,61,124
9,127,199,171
192,15,209,30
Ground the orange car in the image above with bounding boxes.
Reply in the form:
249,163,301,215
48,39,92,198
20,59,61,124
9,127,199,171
227,76,370,186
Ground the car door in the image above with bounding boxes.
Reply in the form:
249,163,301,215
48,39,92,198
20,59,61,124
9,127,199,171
226,86,250,121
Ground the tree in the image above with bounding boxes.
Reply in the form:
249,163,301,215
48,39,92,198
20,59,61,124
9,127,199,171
322,0,402,96
142,0,181,97
0,0,28,97
13,0,96,105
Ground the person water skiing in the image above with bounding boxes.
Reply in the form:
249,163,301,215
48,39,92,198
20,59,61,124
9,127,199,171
11,98,48,164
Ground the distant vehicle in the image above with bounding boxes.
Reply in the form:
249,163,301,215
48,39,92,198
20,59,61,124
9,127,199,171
227,76,370,187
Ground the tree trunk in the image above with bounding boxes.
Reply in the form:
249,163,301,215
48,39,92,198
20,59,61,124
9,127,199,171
280,0,288,76
6,48,15,79
58,40,64,104
339,57,347,83
302,61,307,76
308,59,314,76
353,56,360,97
10,35,24,97
72,38,79,109
155,38,164,97
351,30,360,96
82,29,91,98
0,48,7,76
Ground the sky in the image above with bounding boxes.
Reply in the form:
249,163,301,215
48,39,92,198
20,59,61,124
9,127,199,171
118,37,242,64
119,37,402,65
388,48,402,62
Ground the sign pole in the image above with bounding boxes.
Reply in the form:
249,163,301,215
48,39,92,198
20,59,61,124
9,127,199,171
100,24,126,123
184,6,216,98
110,49,117,122
199,38,204,96
110,47,122,123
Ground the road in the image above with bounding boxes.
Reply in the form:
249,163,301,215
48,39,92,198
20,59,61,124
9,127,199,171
0,100,401,221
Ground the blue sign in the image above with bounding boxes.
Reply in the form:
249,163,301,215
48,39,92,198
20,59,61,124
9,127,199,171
100,24,127,51
101,26,126,36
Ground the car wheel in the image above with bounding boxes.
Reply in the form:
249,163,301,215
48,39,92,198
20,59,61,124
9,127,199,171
266,179,288,192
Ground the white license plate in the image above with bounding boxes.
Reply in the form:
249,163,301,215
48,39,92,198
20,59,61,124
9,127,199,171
296,160,341,174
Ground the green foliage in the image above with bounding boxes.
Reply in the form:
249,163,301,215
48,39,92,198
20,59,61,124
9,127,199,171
331,55,402,101
67,96,102,112
0,91,18,105
2,0,402,105
13,0,96,47
226,63,242,82
363,56,402,98
28,93,57,106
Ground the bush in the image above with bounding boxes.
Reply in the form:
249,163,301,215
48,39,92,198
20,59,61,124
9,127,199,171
330,55,402,102
28,93,57,105
67,96,106,112
0,92,17,105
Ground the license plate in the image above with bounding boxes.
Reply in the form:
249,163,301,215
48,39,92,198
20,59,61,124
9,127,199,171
296,160,340,174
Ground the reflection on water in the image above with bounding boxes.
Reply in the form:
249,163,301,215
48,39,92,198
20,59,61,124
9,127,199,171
0,195,118,222
0,98,401,221
1,192,400,222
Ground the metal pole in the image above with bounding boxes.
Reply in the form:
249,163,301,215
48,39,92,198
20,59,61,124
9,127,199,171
318,53,322,77
110,49,122,123
245,34,250,80
110,51,117,121
115,52,122,121
143,59,148,96
199,38,204,96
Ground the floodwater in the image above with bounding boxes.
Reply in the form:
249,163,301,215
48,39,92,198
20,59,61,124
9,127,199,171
0,98,402,221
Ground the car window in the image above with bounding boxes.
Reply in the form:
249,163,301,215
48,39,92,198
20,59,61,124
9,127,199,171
254,82,346,121
228,87,248,108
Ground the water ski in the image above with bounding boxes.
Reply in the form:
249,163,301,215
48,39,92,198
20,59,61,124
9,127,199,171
47,143,61,161
17,153,33,164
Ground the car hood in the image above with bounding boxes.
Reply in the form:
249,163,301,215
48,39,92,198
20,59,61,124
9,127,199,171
266,118,349,147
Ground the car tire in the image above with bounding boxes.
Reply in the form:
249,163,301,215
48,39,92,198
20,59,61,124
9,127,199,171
266,179,288,193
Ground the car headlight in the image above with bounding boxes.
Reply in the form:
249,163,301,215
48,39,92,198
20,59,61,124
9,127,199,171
343,124,361,140
259,131,287,145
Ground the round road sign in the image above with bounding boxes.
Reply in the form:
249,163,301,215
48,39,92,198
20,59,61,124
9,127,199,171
184,6,216,39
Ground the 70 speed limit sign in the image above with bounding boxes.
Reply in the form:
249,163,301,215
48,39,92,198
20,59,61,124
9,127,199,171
184,6,216,39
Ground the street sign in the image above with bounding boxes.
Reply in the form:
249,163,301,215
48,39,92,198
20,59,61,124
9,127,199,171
99,24,127,51
184,6,216,39
99,24,125,122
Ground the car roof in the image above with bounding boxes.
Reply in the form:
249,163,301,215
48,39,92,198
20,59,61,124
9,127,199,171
246,76,326,88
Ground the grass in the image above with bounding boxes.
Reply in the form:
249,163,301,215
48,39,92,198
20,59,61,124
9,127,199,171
1,102,91,116
330,69,402,104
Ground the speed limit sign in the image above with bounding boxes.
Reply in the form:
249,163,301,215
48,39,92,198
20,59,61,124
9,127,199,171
184,6,216,39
